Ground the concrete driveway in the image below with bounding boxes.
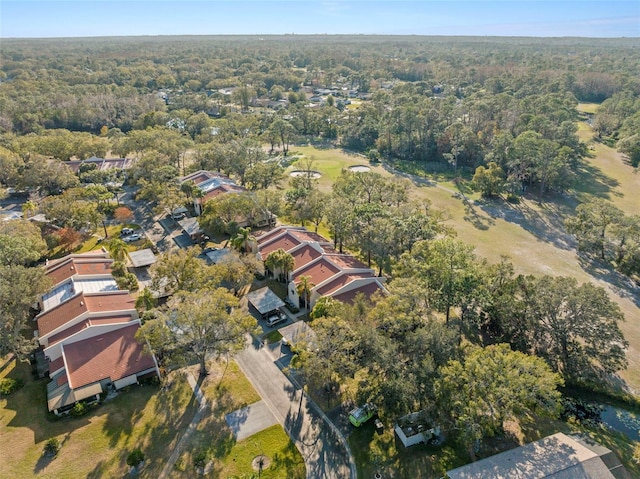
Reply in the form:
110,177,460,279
225,400,278,441
236,338,356,479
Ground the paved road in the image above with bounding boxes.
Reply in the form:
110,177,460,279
236,339,356,479
121,187,188,253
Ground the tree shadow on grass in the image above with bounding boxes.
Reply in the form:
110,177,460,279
99,382,159,448
572,160,622,201
4,371,92,444
271,439,306,479
477,196,577,251
462,198,494,231
577,254,640,309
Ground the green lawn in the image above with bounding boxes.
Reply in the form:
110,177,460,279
172,359,305,478
0,357,196,479
0,355,305,479
576,102,601,114
287,145,372,193
349,421,464,479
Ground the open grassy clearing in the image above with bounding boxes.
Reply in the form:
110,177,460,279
576,102,601,115
0,357,196,479
288,145,372,192
172,359,304,478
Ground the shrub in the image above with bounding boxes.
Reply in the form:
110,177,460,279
193,450,208,469
506,193,520,204
111,261,127,277
43,437,60,456
0,377,24,396
70,401,87,417
126,449,145,467
115,272,139,291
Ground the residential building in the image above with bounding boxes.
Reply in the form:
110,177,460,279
37,250,160,415
256,226,387,310
179,170,275,227
65,156,133,174
446,432,631,479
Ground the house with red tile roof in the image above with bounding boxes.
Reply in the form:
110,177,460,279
257,225,387,310
37,251,159,415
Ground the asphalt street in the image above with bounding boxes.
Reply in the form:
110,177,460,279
236,338,356,479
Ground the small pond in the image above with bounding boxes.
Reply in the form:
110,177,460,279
600,405,640,441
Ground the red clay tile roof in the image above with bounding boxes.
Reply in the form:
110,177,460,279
48,320,90,346
202,184,244,202
57,372,68,386
291,244,323,270
63,324,156,389
47,314,136,346
49,356,65,373
259,232,302,256
316,272,375,296
289,229,332,244
188,172,214,185
331,281,385,304
37,293,89,337
46,258,113,286
38,291,136,338
324,254,368,270
83,292,136,313
257,227,291,244
293,257,341,285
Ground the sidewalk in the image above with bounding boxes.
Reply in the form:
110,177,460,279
158,372,208,479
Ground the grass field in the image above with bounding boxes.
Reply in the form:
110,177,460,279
0,357,196,479
287,124,640,394
576,102,601,115
172,359,305,478
0,355,304,479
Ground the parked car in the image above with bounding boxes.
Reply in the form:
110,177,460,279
349,403,377,427
266,311,287,327
120,227,134,236
123,233,143,243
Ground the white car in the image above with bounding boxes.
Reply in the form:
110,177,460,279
266,311,287,327
123,233,143,243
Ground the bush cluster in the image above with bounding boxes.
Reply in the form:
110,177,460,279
0,377,24,396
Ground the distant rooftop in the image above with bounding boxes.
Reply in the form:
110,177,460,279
128,248,156,268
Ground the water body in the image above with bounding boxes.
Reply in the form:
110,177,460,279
599,406,640,441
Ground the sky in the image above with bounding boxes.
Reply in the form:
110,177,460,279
1,1,639,38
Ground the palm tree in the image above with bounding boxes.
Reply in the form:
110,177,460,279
296,275,315,315
192,187,205,214
107,238,128,263
264,248,295,282
21,200,37,218
231,227,255,254
135,287,157,312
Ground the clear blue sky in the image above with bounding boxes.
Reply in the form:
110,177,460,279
1,1,638,38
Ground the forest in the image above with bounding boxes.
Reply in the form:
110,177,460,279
1,35,640,476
